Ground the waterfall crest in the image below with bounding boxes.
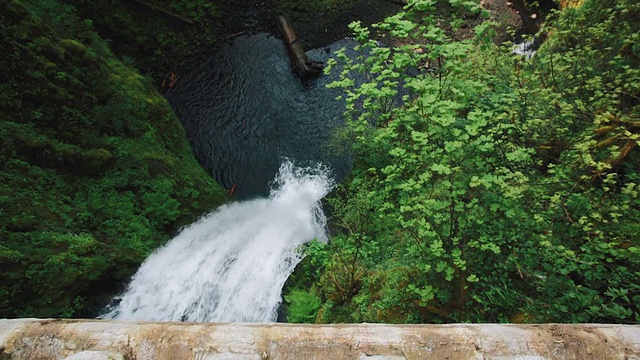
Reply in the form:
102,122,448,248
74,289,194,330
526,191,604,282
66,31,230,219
102,161,333,322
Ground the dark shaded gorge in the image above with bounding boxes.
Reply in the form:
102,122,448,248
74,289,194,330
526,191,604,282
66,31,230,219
168,34,360,199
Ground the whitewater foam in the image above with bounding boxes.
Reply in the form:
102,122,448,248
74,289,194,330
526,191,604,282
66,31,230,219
102,161,333,322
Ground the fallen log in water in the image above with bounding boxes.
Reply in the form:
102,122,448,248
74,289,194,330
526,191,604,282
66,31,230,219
277,16,323,79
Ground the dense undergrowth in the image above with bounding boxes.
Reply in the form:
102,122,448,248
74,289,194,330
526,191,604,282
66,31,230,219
284,0,640,323
0,0,226,317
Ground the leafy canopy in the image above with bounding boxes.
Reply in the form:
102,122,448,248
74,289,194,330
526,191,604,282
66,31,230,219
284,0,640,324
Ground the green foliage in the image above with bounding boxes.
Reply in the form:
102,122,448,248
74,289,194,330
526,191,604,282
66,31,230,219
292,0,640,323
284,289,323,323
0,0,226,317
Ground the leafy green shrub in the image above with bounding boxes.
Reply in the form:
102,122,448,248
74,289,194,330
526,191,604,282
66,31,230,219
284,289,323,323
295,0,640,323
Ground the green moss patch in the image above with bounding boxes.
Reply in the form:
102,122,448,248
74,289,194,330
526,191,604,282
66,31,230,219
0,0,226,317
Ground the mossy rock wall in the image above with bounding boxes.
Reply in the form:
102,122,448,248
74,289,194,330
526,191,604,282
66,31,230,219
0,0,227,317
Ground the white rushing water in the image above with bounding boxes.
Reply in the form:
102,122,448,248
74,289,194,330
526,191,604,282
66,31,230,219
513,39,537,59
102,161,333,322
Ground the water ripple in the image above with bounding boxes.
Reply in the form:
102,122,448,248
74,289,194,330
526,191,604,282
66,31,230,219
168,33,358,198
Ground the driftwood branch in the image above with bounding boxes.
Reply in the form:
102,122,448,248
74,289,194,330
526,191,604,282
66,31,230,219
277,16,323,79
131,0,194,24
222,31,248,41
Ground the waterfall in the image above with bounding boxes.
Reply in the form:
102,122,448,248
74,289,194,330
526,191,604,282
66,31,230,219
102,161,333,322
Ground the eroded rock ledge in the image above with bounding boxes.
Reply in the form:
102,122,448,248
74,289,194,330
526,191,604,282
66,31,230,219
1,319,639,359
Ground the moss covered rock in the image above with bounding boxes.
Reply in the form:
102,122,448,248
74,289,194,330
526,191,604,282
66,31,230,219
0,0,227,317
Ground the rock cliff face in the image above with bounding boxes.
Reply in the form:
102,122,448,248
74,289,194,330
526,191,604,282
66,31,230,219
1,319,639,359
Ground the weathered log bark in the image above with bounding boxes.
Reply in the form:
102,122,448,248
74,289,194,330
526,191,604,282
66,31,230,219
2,319,640,359
277,16,323,79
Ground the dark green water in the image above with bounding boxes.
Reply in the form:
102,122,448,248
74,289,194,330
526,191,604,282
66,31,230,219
169,34,359,198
